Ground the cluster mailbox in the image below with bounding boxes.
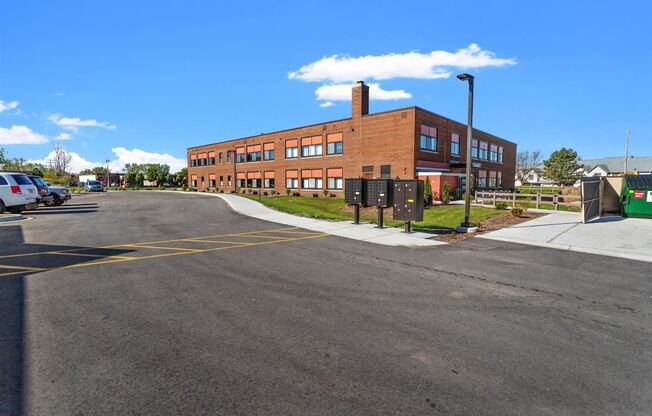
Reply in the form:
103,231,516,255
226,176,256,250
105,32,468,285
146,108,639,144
344,178,367,206
365,179,394,208
393,180,424,223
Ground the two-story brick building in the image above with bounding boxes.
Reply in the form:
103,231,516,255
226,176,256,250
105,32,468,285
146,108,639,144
187,82,516,199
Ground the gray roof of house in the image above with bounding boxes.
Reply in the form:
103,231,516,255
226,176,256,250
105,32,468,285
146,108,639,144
580,156,652,174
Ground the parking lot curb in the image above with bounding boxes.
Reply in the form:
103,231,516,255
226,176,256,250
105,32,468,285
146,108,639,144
0,214,29,224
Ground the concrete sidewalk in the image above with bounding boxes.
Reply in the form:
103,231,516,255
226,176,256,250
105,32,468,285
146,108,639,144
478,211,652,263
211,193,443,247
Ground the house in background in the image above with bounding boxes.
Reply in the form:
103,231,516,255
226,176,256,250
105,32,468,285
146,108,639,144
580,156,652,177
514,166,555,187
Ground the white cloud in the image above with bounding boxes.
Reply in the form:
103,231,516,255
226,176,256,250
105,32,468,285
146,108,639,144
29,146,186,173
0,125,49,145
0,100,19,113
315,83,412,102
54,132,72,141
290,44,516,106
49,113,116,132
289,44,516,83
319,101,334,108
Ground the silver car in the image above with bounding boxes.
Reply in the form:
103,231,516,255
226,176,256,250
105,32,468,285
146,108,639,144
45,182,71,206
85,180,104,192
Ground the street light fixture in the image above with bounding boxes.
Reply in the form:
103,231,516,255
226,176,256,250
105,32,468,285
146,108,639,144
457,73,475,230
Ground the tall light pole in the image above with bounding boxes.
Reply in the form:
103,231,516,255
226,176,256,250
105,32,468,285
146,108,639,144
457,73,475,229
105,159,111,189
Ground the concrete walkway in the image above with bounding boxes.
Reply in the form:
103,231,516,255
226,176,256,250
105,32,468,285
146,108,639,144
211,193,443,247
478,211,652,263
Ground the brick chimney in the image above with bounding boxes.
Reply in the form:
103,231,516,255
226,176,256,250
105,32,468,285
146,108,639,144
352,81,369,119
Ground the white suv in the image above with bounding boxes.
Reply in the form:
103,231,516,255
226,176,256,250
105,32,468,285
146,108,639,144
0,172,39,214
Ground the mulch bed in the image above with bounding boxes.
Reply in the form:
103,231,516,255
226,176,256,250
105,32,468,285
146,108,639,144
432,211,544,243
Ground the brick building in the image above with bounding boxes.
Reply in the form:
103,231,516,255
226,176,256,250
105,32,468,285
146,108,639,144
187,82,516,199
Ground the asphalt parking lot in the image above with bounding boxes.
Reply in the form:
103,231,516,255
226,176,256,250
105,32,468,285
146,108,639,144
1,192,650,415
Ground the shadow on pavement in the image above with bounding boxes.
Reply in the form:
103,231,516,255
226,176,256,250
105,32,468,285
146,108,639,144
0,224,132,416
23,202,98,215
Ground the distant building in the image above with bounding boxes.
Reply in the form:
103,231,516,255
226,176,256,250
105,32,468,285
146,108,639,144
580,156,652,177
515,155,652,187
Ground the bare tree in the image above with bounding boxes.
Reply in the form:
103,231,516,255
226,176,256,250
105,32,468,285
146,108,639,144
52,144,72,175
516,150,542,184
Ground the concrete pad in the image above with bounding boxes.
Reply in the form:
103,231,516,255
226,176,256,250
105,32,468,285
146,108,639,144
478,212,652,263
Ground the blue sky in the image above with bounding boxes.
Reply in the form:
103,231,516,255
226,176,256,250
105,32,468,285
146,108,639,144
1,0,650,172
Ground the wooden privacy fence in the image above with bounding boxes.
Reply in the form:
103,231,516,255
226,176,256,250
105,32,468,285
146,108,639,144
475,190,581,210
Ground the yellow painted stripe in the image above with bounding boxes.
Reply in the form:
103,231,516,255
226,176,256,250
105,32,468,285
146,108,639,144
0,264,48,271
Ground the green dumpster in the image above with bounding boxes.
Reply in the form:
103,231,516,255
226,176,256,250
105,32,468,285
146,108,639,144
621,175,652,218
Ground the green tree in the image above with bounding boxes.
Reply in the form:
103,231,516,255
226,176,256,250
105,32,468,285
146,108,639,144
0,148,7,169
135,172,145,185
124,163,143,184
175,168,188,186
423,178,433,206
145,164,159,182
79,166,107,175
542,147,583,186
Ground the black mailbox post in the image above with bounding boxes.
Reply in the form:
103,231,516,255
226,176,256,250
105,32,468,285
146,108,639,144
393,180,424,232
344,178,367,224
366,179,394,228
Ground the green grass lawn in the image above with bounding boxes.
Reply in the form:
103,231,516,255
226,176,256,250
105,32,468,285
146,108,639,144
242,195,505,230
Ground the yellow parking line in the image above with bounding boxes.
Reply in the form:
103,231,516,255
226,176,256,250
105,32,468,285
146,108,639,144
0,264,48,271
119,244,203,252
183,238,263,245
50,251,134,260
0,270,35,277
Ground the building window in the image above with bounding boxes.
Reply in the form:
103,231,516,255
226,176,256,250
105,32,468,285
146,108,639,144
226,152,231,163
451,133,460,156
208,152,216,165
286,170,298,189
498,146,504,163
285,139,298,159
327,168,343,190
420,125,437,152
477,170,487,188
235,147,245,163
380,165,391,179
264,171,275,188
326,133,343,155
490,144,498,162
219,152,223,163
209,179,216,188
200,176,205,187
488,171,497,188
301,136,323,157
236,173,245,188
479,141,489,160
246,145,261,162
198,155,207,167
362,165,374,174
263,143,274,161
301,169,323,189
219,176,224,187
497,171,503,187
191,175,198,188
227,175,232,186
471,139,479,159
191,158,197,167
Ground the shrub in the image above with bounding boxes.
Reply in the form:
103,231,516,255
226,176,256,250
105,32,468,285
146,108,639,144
219,189,224,193
423,179,433,206
511,207,524,217
441,182,451,205
292,192,301,197
329,193,336,198
252,190,258,195
246,189,252,194
495,202,509,210
285,189,291,196
322,188,329,197
270,189,276,195
230,190,236,194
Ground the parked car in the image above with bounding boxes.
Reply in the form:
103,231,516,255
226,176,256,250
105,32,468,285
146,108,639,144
0,172,39,213
45,182,71,206
26,174,54,205
85,180,104,192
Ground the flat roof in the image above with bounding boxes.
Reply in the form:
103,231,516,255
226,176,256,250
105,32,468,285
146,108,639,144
188,105,515,151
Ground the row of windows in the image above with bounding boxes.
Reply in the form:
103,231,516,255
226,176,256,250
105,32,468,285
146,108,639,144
191,152,229,167
476,170,503,188
419,124,505,163
191,175,233,188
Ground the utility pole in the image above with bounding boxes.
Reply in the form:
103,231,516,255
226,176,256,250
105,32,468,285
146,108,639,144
105,159,110,188
624,129,630,174
457,73,475,231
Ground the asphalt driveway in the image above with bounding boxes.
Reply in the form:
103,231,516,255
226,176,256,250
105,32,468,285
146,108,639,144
1,192,650,415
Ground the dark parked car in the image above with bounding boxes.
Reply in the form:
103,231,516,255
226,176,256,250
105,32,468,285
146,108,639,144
27,174,54,205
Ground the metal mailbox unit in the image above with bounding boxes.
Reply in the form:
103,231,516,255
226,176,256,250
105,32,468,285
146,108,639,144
365,179,394,228
393,180,424,232
344,178,367,224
